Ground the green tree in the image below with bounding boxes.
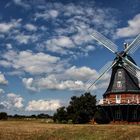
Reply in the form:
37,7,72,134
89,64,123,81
53,106,68,123
67,92,97,124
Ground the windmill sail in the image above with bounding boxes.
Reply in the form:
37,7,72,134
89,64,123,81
91,30,118,53
124,33,140,54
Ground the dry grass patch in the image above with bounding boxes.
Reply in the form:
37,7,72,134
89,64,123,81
0,121,140,140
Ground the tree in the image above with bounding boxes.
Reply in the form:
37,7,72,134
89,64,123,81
37,113,50,119
67,92,97,124
53,106,68,123
0,112,8,120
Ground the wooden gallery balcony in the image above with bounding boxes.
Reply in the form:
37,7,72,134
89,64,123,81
98,95,140,105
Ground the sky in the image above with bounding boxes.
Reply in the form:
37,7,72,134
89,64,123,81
0,0,140,115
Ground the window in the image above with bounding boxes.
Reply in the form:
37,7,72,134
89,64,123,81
118,71,122,78
117,81,122,88
116,95,121,104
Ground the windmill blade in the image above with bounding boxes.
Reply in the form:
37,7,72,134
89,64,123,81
99,61,113,74
123,64,137,77
85,60,117,92
129,39,140,54
91,30,118,54
85,61,113,87
123,57,140,71
124,33,140,54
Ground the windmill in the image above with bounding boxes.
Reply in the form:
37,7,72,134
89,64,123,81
86,30,140,124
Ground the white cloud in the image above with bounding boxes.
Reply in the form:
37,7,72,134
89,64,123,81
116,13,140,37
26,99,61,111
45,36,75,54
0,50,63,75
22,78,37,91
35,9,59,20
0,60,12,68
47,36,74,48
0,19,21,33
0,89,5,94
7,70,24,76
22,66,110,91
25,24,37,31
6,43,13,49
2,93,24,109
49,10,59,18
0,72,8,85
86,45,95,51
34,2,118,57
15,33,38,44
7,93,24,109
0,23,13,33
22,75,85,91
13,0,30,9
65,66,98,81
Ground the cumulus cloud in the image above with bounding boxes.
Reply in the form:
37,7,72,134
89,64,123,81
45,36,75,55
13,0,30,9
26,99,61,111
0,19,21,33
116,13,140,37
0,89,5,94
65,66,98,81
0,1,118,95
15,33,38,44
22,78,37,91
0,50,64,75
47,36,74,48
1,93,24,109
22,66,110,91
7,93,24,108
6,43,13,49
22,76,85,91
24,23,37,31
34,2,118,57
35,9,59,20
0,72,8,85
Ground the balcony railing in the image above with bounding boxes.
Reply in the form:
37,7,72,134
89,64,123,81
98,98,140,105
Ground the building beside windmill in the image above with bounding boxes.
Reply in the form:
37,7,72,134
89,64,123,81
100,53,140,124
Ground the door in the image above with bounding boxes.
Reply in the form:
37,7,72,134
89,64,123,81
116,95,121,104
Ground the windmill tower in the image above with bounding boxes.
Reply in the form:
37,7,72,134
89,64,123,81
87,30,140,124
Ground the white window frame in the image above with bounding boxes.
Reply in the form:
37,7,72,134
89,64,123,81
117,81,122,89
118,71,122,78
116,95,121,104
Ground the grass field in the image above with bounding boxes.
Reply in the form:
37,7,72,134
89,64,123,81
0,120,140,140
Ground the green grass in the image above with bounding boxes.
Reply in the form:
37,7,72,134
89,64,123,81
0,120,140,140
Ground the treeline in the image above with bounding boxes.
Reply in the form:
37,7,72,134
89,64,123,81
0,93,110,124
0,112,52,120
53,92,110,124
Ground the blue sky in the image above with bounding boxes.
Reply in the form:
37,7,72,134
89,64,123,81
0,0,140,115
